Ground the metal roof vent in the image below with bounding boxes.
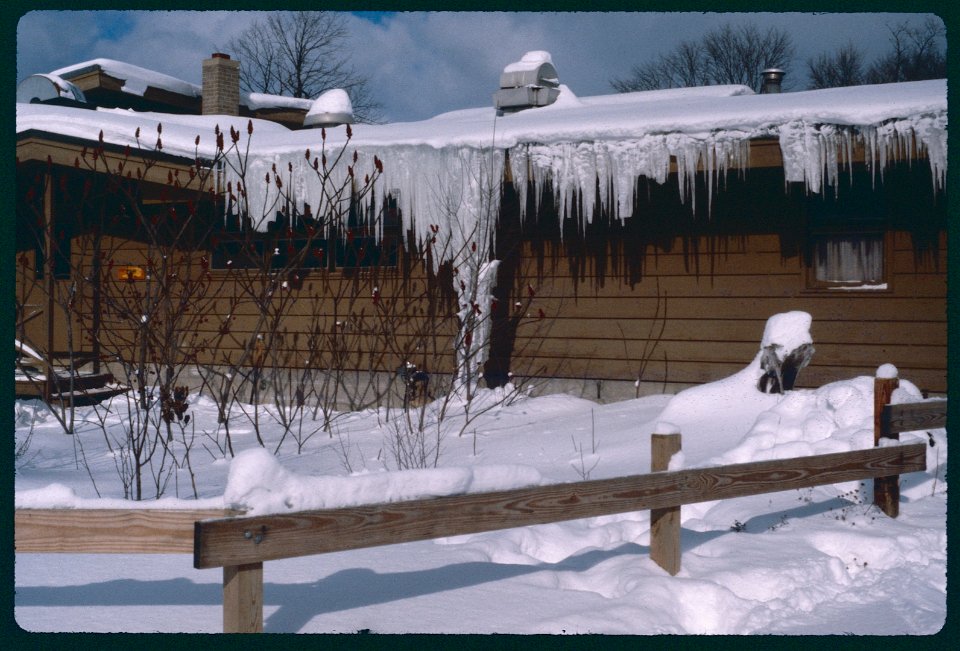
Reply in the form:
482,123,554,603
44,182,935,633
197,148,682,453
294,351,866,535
494,51,560,115
17,74,88,106
304,88,354,128
760,68,785,94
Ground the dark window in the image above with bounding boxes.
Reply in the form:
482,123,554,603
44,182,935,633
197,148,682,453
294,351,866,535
34,222,72,280
805,170,888,291
810,232,886,287
210,194,400,272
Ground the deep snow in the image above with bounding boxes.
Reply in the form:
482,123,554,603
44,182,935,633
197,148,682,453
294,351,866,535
13,338,946,634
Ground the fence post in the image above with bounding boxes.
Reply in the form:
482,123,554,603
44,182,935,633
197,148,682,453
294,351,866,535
874,366,900,518
223,562,264,633
650,430,682,575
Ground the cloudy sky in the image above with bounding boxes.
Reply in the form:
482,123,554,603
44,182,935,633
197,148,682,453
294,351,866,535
15,10,946,123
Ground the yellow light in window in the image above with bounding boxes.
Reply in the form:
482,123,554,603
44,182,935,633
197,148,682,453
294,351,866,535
117,265,146,281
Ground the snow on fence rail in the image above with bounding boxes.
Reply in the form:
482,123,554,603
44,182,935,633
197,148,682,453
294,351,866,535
14,373,944,634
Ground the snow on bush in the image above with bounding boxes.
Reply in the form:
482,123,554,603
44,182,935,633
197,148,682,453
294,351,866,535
224,447,542,515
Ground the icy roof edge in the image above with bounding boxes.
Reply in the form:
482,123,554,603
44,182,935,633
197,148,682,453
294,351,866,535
16,80,947,268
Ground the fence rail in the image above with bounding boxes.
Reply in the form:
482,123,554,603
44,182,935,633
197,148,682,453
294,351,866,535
15,509,237,554
192,443,925,570
15,371,945,633
882,400,948,435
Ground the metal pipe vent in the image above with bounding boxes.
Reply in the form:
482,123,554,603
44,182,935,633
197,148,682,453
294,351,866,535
760,68,785,94
494,51,560,114
17,74,88,106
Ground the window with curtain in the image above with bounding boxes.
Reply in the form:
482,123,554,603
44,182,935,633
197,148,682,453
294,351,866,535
805,166,888,290
812,233,885,286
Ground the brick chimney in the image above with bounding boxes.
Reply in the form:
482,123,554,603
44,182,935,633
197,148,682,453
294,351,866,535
202,53,240,116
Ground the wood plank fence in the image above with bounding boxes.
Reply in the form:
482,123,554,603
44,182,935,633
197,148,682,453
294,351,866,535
15,372,945,633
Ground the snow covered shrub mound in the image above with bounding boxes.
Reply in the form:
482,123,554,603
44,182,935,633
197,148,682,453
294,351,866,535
757,311,814,393
710,374,924,467
14,400,52,428
224,447,543,515
656,311,814,447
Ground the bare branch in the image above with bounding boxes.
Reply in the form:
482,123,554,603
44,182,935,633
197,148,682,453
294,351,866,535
225,11,383,123
612,22,794,93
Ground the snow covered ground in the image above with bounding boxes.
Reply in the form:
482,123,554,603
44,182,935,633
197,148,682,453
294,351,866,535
13,337,946,634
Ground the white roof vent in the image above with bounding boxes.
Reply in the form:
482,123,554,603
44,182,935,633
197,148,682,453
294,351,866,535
494,51,560,114
304,88,354,128
17,74,88,105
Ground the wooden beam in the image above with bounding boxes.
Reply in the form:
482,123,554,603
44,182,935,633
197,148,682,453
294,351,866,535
15,509,235,554
16,135,208,190
649,432,682,575
882,401,947,436
43,171,55,402
223,563,263,633
874,375,901,518
194,443,926,569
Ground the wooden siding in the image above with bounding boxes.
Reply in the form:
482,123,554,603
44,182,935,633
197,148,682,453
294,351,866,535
506,230,947,394
15,140,948,397
18,232,463,380
19,227,946,395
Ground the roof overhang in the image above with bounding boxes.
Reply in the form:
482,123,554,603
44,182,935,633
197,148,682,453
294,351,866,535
16,130,216,192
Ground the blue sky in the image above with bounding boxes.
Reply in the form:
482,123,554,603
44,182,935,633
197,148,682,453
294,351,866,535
15,10,947,123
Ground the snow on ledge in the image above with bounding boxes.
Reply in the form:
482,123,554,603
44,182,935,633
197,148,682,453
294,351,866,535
15,483,224,510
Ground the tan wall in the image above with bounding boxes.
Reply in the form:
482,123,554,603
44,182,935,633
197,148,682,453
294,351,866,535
508,230,947,394
17,227,947,396
17,233,461,378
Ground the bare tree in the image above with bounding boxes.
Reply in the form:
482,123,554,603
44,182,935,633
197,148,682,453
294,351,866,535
806,18,945,90
611,40,711,92
865,18,946,84
703,24,794,90
807,42,866,89
225,11,382,123
611,23,794,93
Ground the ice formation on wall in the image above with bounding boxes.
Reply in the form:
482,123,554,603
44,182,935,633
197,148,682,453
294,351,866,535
23,74,944,383
217,103,944,382
228,112,945,267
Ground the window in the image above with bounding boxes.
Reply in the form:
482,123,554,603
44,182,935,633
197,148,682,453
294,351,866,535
805,171,889,291
33,221,73,280
209,194,400,272
810,232,886,289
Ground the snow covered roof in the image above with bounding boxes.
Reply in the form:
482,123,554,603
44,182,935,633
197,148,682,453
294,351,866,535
52,58,202,99
50,58,314,113
311,88,354,115
17,77,947,271
242,92,314,112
